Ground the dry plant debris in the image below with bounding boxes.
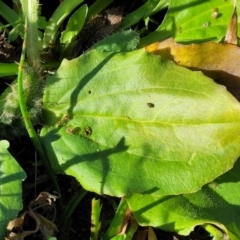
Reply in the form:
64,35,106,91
5,192,60,240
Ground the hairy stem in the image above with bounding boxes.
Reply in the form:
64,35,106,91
18,2,59,193
20,0,41,70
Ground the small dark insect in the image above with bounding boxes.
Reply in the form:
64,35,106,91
84,126,92,136
88,90,92,94
147,103,154,108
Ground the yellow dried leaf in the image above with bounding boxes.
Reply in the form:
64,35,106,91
7,213,25,231
146,38,240,99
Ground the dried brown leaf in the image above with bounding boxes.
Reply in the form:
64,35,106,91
37,213,58,240
4,232,22,240
119,208,134,234
7,213,25,231
5,192,60,240
133,227,148,240
224,6,238,45
34,191,60,206
20,211,40,239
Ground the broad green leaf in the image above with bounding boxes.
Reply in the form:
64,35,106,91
41,49,240,197
126,158,240,240
91,30,140,52
0,140,26,239
141,0,234,45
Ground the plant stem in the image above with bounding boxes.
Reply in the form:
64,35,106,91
59,189,88,239
103,198,129,240
20,0,41,70
18,4,60,194
202,224,225,240
90,198,102,240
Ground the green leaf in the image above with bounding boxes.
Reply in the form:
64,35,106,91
60,4,88,45
0,0,19,25
126,158,240,240
40,49,240,197
91,30,139,52
8,23,24,42
103,198,128,240
59,4,88,57
120,0,169,30
87,0,114,20
42,0,84,48
0,140,26,239
141,0,234,45
0,63,18,77
38,16,48,30
110,235,127,240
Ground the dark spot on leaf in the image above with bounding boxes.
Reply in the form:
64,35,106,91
84,126,92,136
72,127,80,134
88,90,92,94
57,115,71,127
66,126,73,135
147,103,154,108
203,22,210,28
209,182,221,189
66,126,80,135
211,10,219,19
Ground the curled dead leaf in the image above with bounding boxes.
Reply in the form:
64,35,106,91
5,192,59,240
37,213,59,239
